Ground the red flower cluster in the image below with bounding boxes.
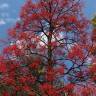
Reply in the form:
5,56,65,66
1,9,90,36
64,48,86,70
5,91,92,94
3,44,22,56
0,62,7,73
29,59,41,69
69,16,77,23
39,83,59,96
68,44,84,60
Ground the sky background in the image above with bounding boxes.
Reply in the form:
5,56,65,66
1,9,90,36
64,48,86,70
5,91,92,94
0,0,96,40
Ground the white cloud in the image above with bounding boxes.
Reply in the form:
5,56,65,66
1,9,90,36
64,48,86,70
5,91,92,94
5,18,16,22
0,17,17,25
1,13,9,18
0,3,9,9
17,18,20,21
0,19,6,25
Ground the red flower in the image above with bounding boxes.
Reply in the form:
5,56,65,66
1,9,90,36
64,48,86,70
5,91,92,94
69,16,77,23
81,87,91,96
29,59,40,69
2,91,10,96
92,28,96,41
45,67,56,82
23,85,31,92
55,66,65,75
61,83,75,93
68,44,84,60
3,76,15,85
89,64,96,73
3,45,17,54
18,32,28,39
15,86,21,91
8,28,16,38
39,83,59,96
19,76,27,83
0,62,7,73
76,72,83,78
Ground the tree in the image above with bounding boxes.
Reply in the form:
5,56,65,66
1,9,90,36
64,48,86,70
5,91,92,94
0,0,96,96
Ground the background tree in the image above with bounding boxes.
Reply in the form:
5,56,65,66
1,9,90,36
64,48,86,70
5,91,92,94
0,0,96,96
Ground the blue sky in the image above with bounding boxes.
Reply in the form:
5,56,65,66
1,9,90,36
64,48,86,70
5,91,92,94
84,0,96,18
0,0,96,39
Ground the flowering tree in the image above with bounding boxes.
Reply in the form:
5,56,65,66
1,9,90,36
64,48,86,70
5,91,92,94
0,0,96,96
